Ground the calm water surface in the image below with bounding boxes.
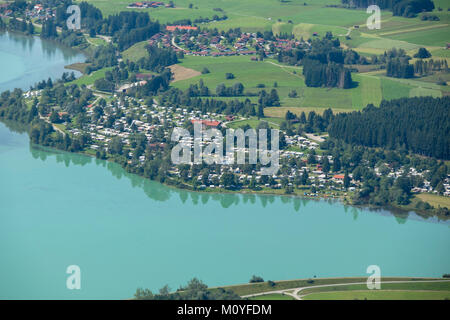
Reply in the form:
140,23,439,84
0,121,449,299
0,31,449,300
0,31,85,92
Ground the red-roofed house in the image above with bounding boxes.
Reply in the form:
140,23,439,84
191,120,221,128
166,25,198,32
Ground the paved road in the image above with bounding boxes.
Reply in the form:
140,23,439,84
242,279,450,300
305,133,326,142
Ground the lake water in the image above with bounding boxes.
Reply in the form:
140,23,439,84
0,32,449,300
1,121,449,299
0,31,85,93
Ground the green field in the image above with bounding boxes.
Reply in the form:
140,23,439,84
416,193,450,209
69,67,113,86
79,0,450,118
386,26,450,47
81,0,449,50
122,41,150,62
172,54,447,116
227,117,283,129
81,0,377,30
242,280,450,300
217,277,440,297
291,23,348,40
303,290,450,300
249,293,296,300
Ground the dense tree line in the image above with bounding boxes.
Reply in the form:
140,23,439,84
85,44,118,74
386,57,414,78
276,35,354,88
341,0,435,17
414,59,448,76
303,59,353,88
51,1,160,50
139,45,178,73
329,97,450,159
134,278,240,300
7,17,34,35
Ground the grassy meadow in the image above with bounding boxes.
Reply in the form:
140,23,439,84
171,54,448,116
80,0,449,118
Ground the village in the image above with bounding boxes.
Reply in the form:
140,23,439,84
127,1,174,9
23,86,450,199
148,26,308,58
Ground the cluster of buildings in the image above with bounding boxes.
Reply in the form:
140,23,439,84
0,3,11,17
127,2,172,9
149,28,310,58
33,87,450,199
25,4,54,20
155,30,266,57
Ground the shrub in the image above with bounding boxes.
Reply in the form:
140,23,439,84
249,275,264,283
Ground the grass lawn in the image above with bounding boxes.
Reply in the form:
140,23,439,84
303,290,450,300
249,293,296,300
86,36,108,46
416,193,450,209
172,54,446,117
68,67,113,86
301,281,450,300
351,74,382,108
386,25,450,47
380,77,414,101
292,23,347,40
218,277,436,297
431,48,450,58
122,41,149,62
80,0,374,29
227,117,282,129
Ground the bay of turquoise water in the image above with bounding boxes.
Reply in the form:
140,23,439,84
0,32,449,300
0,31,85,92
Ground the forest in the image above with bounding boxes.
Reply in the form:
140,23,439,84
277,35,354,89
328,97,450,160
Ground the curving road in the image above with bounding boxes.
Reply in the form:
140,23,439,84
241,279,450,300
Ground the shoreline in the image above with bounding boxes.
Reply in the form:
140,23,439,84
22,134,449,222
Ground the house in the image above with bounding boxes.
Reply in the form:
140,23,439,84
166,25,198,32
191,119,221,128
136,73,154,80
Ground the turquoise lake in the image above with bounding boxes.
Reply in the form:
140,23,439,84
0,32,449,300
0,31,85,93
